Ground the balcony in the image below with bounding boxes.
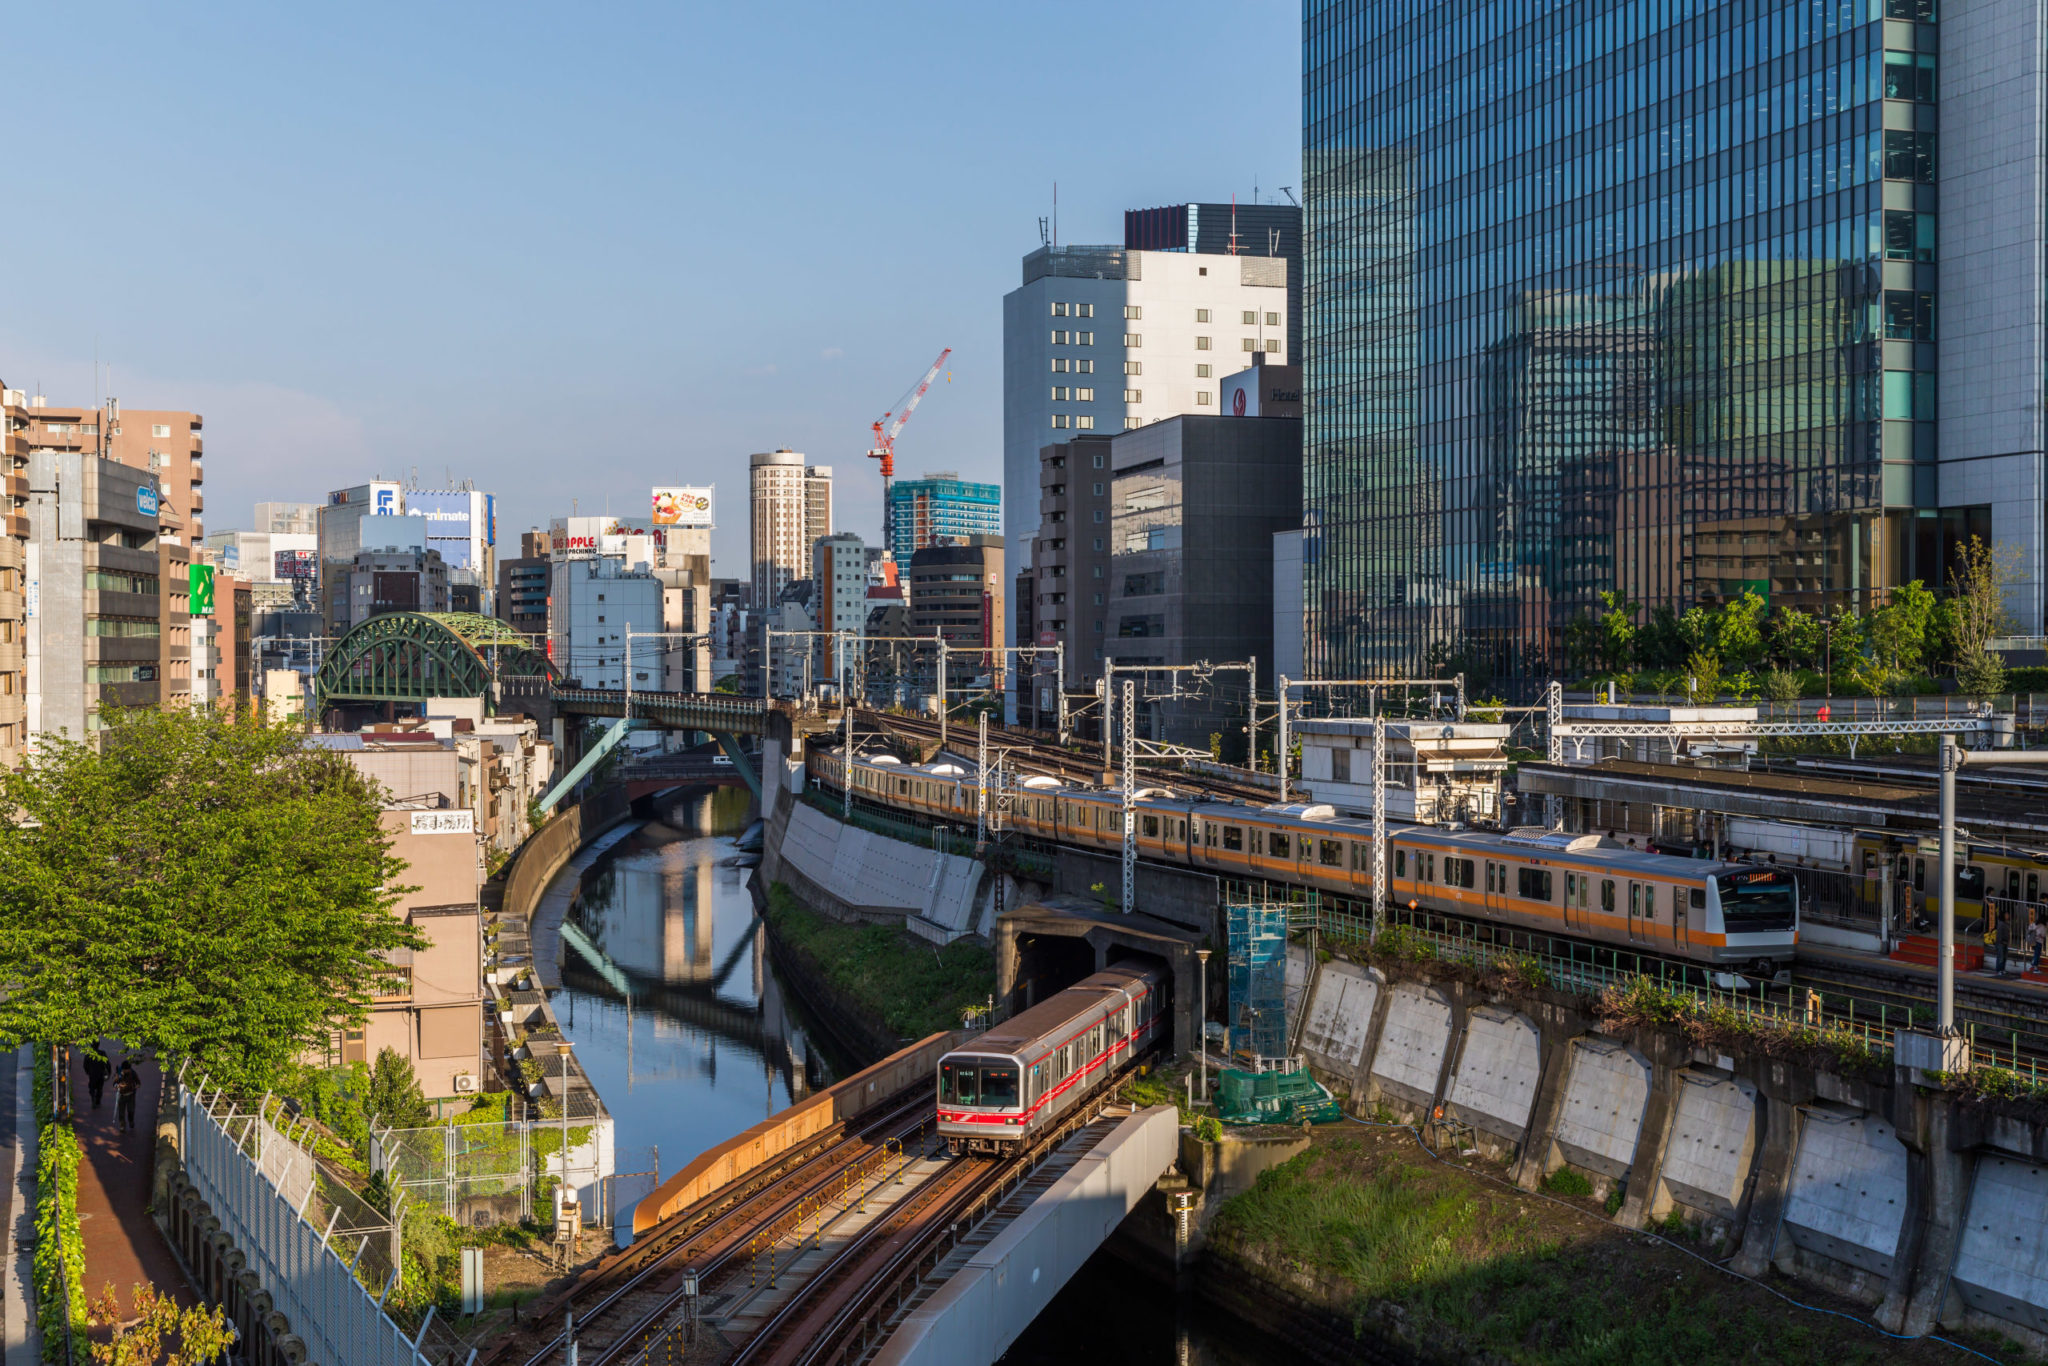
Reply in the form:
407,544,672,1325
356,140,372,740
4,515,25,540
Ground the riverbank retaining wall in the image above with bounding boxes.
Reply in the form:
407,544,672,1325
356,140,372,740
759,777,990,943
1285,947,2048,1351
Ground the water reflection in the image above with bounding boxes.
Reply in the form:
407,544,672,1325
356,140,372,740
552,787,837,1191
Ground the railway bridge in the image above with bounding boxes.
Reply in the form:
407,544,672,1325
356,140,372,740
480,1035,1178,1366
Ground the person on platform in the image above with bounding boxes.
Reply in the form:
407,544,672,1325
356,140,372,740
1987,913,2008,977
81,1049,109,1111
2029,912,2046,976
113,1060,141,1133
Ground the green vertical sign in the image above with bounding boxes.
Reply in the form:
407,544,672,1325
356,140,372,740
189,563,214,617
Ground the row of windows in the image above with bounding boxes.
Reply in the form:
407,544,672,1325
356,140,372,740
1050,387,1095,402
86,616,161,637
1048,301,1096,318
1049,330,1095,346
1049,414,1096,430
1048,358,1095,374
85,569,161,596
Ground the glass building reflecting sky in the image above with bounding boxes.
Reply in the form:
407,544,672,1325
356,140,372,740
1299,0,2048,688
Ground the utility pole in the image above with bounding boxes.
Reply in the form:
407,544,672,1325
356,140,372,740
976,711,989,851
1372,715,1387,941
1121,678,1135,916
1277,674,1291,801
843,658,854,821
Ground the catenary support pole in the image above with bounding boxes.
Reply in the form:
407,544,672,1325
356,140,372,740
1121,678,1135,916
1277,674,1291,802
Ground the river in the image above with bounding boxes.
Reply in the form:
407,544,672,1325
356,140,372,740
548,786,1290,1365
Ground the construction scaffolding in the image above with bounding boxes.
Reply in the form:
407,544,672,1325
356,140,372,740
1226,897,1290,1065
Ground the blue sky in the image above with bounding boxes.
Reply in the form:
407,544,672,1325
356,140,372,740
0,3,1299,574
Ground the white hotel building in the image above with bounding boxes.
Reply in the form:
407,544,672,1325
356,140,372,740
1001,244,1290,607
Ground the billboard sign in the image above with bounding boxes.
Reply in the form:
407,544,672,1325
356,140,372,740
188,563,215,617
137,484,159,517
652,486,714,527
409,810,475,835
220,544,241,573
408,490,477,569
275,549,317,580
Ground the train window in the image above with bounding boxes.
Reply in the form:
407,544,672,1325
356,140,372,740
1484,863,1495,893
1270,832,1291,859
2031,873,2041,902
1517,868,1553,901
1426,853,1435,881
898,778,909,795
980,1064,1019,1107
1914,858,1926,891
1223,826,1243,852
1320,839,1343,867
1601,879,1616,912
1395,849,1407,877
1142,814,1160,838
1690,887,1705,908
941,1061,981,1105
1250,830,1263,855
1351,842,1367,871
1958,866,1986,899
1445,858,1475,889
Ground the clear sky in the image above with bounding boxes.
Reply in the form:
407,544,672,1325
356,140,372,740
0,2,1300,575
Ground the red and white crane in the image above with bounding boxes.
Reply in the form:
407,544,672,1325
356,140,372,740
868,347,952,554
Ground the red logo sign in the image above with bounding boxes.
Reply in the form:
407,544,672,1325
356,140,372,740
1231,386,1248,417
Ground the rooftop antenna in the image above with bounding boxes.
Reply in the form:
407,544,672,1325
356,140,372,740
1053,182,1058,249
1227,195,1242,255
1038,216,1049,248
1280,186,1299,206
1269,227,1281,257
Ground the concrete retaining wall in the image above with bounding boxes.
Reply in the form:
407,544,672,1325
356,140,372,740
1656,1071,1760,1223
1548,1038,1651,1181
1298,961,1381,1076
1778,1106,1909,1281
768,797,985,941
1367,983,1452,1111
634,1031,956,1234
1444,1007,1541,1145
871,1106,1181,1366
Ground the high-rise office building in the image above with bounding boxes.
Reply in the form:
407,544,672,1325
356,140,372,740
750,450,831,613
908,536,1004,693
1125,202,1303,360
1003,230,1294,608
1303,0,2032,686
887,473,1000,562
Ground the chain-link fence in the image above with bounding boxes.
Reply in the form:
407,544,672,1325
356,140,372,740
373,1090,616,1230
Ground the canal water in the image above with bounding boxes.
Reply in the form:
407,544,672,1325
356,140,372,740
549,785,1290,1365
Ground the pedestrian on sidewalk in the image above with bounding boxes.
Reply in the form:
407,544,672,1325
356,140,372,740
113,1059,140,1132
81,1049,109,1110
2029,912,2046,975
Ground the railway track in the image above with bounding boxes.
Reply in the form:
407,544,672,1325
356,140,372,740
492,1088,935,1366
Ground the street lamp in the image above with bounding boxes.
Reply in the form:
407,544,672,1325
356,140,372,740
555,1041,575,1222
1194,948,1211,1110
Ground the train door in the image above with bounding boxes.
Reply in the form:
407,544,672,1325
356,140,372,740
1627,881,1650,943
1563,872,1580,931
1670,884,1688,949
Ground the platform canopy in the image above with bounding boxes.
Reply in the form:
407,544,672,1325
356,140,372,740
314,611,555,712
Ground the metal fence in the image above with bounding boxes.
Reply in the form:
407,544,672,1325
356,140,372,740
373,1091,613,1231
180,1078,432,1366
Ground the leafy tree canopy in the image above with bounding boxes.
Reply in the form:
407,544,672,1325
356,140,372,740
0,706,424,1092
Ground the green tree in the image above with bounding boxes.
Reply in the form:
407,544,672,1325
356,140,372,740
1685,650,1723,704
0,706,424,1092
1867,580,1936,672
365,1047,432,1129
1947,535,2017,692
1635,605,1687,670
1714,591,1767,669
1678,607,1718,658
1765,607,1821,671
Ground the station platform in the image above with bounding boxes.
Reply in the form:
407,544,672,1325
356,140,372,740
1797,935,2048,1009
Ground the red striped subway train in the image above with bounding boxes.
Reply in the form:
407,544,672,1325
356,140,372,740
809,749,1798,976
936,963,1163,1155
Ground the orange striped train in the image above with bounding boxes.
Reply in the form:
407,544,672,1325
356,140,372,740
811,750,1799,977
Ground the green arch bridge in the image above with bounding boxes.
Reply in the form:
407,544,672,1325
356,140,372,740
313,611,779,804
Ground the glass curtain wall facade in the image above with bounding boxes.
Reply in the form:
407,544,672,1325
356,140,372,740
1304,0,1941,687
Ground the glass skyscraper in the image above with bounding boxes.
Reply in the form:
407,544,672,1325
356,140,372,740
1304,0,2045,688
887,473,1001,563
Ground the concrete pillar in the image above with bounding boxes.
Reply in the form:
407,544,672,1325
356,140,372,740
1619,1062,1680,1229
995,921,1022,1018
1893,1093,1973,1337
1730,1094,1802,1275
1346,969,1396,1103
1432,983,1471,1111
1511,1008,1578,1191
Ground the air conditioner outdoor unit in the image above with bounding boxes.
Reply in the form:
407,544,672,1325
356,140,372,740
453,1073,478,1093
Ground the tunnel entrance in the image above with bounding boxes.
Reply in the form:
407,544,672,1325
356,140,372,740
995,896,1205,1057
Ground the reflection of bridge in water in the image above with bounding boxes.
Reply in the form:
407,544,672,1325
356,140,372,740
560,913,821,1103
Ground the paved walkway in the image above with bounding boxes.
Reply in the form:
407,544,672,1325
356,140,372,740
65,1047,189,1318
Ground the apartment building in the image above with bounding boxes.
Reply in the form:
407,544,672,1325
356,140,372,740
106,409,204,543
1022,434,1113,726
908,535,1003,693
749,450,833,612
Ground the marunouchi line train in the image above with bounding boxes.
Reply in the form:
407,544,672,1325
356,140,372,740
936,963,1163,1155
809,748,1799,975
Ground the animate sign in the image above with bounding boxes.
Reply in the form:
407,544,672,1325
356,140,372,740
136,484,160,517
409,810,475,835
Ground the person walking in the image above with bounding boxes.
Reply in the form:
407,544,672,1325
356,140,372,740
2028,912,2046,976
113,1059,141,1133
81,1049,109,1111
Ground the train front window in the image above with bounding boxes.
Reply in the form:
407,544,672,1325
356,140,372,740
1717,871,1797,926
941,1061,979,1105
980,1065,1020,1106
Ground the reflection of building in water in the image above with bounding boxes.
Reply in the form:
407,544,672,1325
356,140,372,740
660,857,717,984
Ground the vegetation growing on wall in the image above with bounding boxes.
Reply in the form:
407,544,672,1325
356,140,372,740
764,883,994,1041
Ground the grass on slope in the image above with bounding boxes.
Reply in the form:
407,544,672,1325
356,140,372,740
765,883,995,1041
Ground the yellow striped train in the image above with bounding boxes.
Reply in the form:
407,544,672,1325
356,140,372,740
810,748,1798,977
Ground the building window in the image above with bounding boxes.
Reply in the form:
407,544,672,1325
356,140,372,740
1124,360,1141,375
1196,364,1212,378
1195,337,1211,350
1051,358,1069,373
1242,338,1256,351
151,423,171,438
1123,333,1141,347
1076,416,1094,430
1051,386,1070,400
1123,390,1140,403
1077,331,1093,345
1196,391,1213,405
1195,309,1211,323
1265,311,1280,326
1124,416,1141,430
1093,509,1104,522
1076,302,1094,318
1092,565,1104,578
1051,414,1070,429
1076,359,1094,373
1092,537,1103,550
1124,305,1141,320
1092,482,1104,495
1092,453,1105,468
1051,301,1068,317
1241,311,1255,325
1884,292,1934,340
1075,387,1094,401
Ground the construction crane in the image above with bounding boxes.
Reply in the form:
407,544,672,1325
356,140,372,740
868,347,952,555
